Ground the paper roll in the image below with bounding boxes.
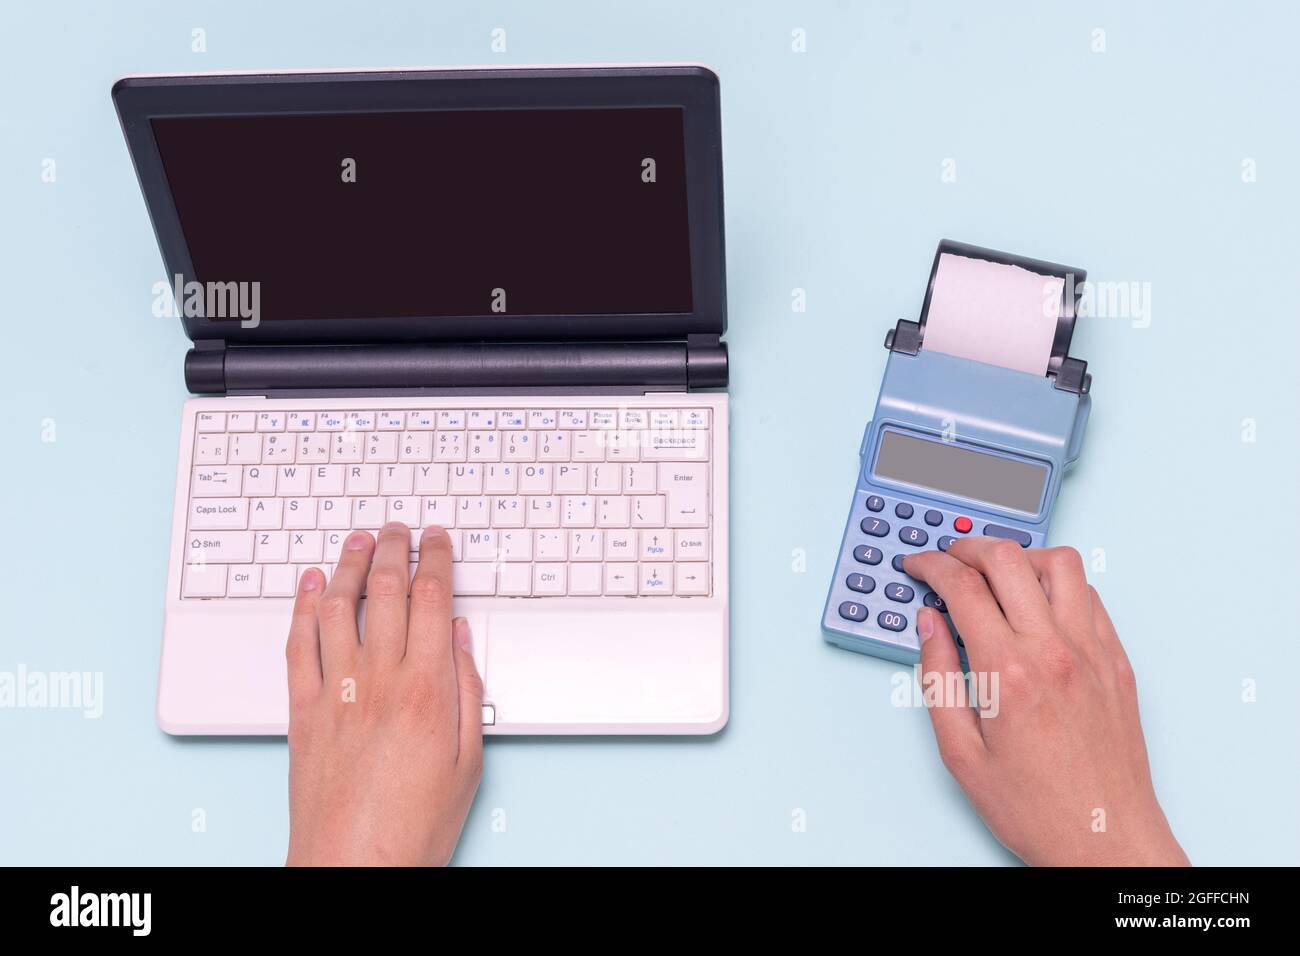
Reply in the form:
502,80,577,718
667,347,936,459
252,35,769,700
922,252,1064,376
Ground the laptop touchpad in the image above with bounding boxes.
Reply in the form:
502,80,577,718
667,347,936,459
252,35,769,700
484,610,726,731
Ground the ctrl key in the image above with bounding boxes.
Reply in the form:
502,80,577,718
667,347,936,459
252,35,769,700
838,601,869,623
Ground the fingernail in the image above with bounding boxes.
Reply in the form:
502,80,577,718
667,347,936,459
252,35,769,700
453,617,471,650
917,609,934,645
344,531,371,551
382,521,406,533
422,524,446,540
301,569,324,592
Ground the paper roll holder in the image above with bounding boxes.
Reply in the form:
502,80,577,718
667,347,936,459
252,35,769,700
883,239,1091,395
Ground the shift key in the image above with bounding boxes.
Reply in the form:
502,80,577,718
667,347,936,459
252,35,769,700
185,531,254,564
658,463,708,527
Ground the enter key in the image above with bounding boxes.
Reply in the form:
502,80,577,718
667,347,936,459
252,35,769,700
658,463,709,528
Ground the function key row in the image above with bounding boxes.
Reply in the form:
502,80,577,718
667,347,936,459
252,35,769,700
198,408,711,434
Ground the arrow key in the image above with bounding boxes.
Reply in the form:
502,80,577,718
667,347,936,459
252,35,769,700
674,562,710,596
639,562,674,595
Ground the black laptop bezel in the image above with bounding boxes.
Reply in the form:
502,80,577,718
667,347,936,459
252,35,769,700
112,65,726,345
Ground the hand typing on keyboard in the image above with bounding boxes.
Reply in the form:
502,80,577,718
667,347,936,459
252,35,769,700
904,538,1189,866
284,523,482,867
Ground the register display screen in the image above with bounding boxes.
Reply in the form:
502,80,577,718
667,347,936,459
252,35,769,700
151,107,694,320
873,430,1047,514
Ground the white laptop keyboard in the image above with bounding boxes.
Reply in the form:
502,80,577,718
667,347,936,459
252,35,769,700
180,404,713,600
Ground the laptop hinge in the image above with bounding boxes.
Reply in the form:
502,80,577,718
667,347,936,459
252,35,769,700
184,339,728,395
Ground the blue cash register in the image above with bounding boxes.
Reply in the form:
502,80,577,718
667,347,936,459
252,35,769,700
822,240,1093,664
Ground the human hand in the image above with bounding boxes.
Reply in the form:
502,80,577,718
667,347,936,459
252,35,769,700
284,523,483,866
904,538,1188,866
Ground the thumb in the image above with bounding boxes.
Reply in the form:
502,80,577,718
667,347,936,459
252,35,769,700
452,617,485,770
917,607,985,780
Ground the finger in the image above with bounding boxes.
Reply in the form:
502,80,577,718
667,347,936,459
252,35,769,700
406,525,456,683
452,617,485,770
286,568,325,706
317,530,372,678
903,549,1012,668
360,522,415,668
1088,585,1130,669
942,537,1054,634
1023,547,1096,649
917,607,985,780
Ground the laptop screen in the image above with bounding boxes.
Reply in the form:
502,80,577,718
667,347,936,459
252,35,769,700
150,107,694,321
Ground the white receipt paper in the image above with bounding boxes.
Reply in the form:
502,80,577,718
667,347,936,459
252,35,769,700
922,253,1065,376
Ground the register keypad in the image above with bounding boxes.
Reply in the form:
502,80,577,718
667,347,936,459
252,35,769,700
835,491,1037,639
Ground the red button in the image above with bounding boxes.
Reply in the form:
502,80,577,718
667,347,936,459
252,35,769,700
954,516,973,534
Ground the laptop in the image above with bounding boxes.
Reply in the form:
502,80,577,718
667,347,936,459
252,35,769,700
113,66,729,735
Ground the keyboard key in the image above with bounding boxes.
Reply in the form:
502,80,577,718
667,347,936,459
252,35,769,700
196,412,225,433
838,601,868,623
278,465,311,497
983,523,1031,547
568,563,602,595
938,535,955,552
558,409,587,429
923,591,947,612
533,563,566,595
569,530,602,561
894,502,914,519
536,530,567,560
639,563,672,595
255,530,289,563
884,583,914,603
227,565,261,598
462,496,491,528
674,530,708,560
631,494,667,528
250,498,283,529
185,531,253,564
529,410,558,430
924,509,943,526
681,409,709,429
859,517,890,537
182,564,226,598
604,563,637,595
898,526,929,547
244,465,275,496
189,498,248,531
289,530,324,563
846,573,875,594
853,545,883,565
227,412,256,433
865,495,885,512
877,610,908,632
191,467,240,497
953,516,973,534
230,434,262,464
261,564,296,597
675,563,709,595
498,563,532,596
453,563,496,596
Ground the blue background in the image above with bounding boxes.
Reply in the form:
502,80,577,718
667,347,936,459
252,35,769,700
2,0,1297,865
